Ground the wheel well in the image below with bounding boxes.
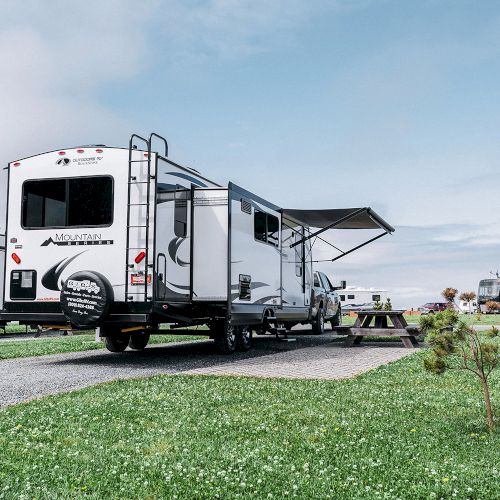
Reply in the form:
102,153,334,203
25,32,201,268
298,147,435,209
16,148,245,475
319,300,324,310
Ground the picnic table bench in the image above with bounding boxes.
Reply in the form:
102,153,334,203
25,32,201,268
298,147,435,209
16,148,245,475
334,309,420,348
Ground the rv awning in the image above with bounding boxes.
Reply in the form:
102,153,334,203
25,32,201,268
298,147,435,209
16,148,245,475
282,207,394,233
283,207,394,262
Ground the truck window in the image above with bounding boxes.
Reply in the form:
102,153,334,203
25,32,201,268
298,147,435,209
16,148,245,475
254,210,279,247
320,272,333,291
313,273,320,287
22,176,113,228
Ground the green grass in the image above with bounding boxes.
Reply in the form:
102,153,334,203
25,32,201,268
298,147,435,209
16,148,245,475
0,352,498,499
0,332,208,361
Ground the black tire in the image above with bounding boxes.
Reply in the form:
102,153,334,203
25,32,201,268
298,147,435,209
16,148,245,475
105,335,130,352
236,326,253,352
128,332,150,350
312,308,325,335
331,308,342,329
214,320,237,354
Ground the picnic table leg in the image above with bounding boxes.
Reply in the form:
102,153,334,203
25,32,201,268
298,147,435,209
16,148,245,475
353,336,363,345
409,335,419,346
400,336,415,348
344,335,357,347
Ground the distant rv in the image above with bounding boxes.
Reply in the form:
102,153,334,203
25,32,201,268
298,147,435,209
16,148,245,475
477,278,500,313
337,286,388,312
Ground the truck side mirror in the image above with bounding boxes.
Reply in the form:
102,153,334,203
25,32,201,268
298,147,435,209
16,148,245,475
340,280,346,289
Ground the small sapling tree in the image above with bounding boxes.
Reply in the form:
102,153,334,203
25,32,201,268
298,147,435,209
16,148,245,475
485,300,500,314
441,287,458,309
420,310,499,433
459,291,476,314
383,298,392,311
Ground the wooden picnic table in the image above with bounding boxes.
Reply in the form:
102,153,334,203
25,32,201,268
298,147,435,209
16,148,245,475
336,309,420,348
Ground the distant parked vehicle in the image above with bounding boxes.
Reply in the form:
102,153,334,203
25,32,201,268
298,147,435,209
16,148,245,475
418,302,448,314
337,286,388,313
311,271,341,333
477,279,500,313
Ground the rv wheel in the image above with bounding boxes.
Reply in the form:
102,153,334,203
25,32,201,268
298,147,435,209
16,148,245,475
214,321,237,354
105,335,130,353
128,332,150,350
236,326,253,352
312,308,325,335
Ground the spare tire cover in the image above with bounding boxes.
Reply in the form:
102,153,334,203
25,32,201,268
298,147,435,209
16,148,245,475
60,271,114,328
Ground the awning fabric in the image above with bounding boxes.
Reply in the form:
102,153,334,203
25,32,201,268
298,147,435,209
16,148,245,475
282,207,394,233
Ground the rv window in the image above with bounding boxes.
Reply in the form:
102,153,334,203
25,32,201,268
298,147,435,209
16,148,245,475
340,295,345,301
254,211,267,243
267,215,279,247
348,294,355,299
174,187,188,237
372,294,381,301
254,211,279,247
294,230,303,277
22,177,112,228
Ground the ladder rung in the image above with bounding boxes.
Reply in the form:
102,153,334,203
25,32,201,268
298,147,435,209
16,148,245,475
128,203,149,206
127,225,148,228
129,181,149,184
129,159,150,162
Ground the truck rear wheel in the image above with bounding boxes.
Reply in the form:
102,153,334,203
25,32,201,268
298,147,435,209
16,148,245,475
312,308,325,335
105,335,130,352
128,332,150,350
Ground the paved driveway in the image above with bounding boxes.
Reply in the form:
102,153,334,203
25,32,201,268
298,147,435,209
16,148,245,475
0,332,416,407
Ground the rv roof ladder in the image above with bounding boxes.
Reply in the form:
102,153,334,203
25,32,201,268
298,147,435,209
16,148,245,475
125,134,153,303
124,133,169,304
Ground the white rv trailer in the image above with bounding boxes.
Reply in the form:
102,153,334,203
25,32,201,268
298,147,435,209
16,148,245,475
338,286,389,312
0,133,394,353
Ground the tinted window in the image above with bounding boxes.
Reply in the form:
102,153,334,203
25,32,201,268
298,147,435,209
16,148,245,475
174,187,189,237
340,295,345,301
294,229,303,277
254,211,267,243
313,273,320,287
372,294,381,301
348,294,355,299
254,210,279,247
320,273,333,291
22,177,113,228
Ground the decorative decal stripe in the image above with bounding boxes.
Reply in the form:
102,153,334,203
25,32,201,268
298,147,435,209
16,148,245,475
41,251,87,291
165,171,208,187
41,239,114,247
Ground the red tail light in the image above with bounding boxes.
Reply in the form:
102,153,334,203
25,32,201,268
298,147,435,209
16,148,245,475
77,149,84,153
135,251,146,264
13,162,21,167
96,149,103,153
11,253,21,264
58,151,66,156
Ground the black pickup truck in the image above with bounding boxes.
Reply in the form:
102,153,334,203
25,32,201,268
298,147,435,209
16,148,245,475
311,271,342,334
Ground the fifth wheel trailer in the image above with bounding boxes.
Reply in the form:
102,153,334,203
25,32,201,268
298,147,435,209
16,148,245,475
0,132,394,353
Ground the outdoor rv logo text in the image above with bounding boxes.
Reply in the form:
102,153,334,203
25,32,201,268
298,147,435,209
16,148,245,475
66,279,100,295
41,234,113,247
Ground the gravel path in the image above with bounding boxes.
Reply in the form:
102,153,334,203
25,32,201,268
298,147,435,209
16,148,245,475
0,332,417,407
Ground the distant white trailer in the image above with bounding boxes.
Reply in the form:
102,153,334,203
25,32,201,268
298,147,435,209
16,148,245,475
0,233,4,311
337,286,389,312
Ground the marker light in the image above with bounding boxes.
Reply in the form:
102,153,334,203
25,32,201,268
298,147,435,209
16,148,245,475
58,151,66,156
77,149,85,153
13,162,20,167
144,153,150,157
11,253,21,264
96,149,103,153
10,238,17,243
135,251,146,264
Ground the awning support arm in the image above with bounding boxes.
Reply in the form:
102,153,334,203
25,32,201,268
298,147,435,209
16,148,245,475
312,231,388,263
289,207,368,248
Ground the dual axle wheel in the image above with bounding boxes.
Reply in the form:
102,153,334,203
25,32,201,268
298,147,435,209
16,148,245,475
104,331,150,352
212,322,253,354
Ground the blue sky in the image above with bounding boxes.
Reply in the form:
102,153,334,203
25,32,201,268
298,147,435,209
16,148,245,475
1,0,500,307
